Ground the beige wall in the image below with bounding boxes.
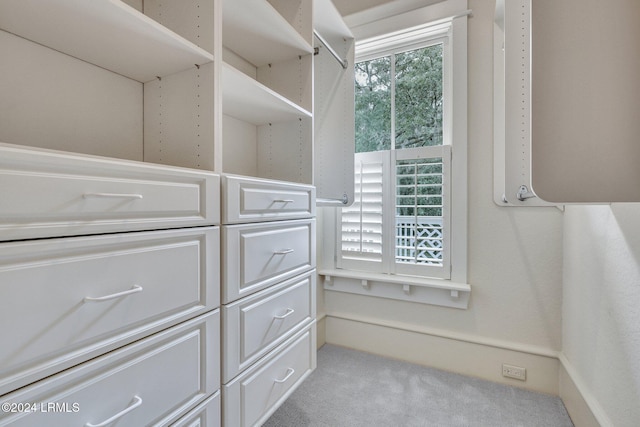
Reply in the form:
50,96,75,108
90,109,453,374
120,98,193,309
562,205,640,427
325,0,564,391
328,0,640,423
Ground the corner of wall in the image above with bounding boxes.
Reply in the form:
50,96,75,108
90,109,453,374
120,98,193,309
559,353,610,427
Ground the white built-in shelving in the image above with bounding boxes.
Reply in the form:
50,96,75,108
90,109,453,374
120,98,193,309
222,63,311,126
0,0,213,83
223,0,312,66
0,0,217,169
220,0,313,185
0,1,222,425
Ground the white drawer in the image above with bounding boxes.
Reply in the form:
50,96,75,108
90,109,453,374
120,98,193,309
0,143,220,241
172,391,220,427
0,311,220,427
0,227,219,395
222,271,316,382
222,174,315,224
223,324,316,427
222,219,315,303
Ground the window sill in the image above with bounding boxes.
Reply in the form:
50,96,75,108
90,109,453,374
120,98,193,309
318,269,470,309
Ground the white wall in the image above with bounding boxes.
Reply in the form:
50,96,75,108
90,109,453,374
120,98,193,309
562,205,640,427
326,0,565,393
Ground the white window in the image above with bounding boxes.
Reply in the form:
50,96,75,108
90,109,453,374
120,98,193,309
336,6,467,284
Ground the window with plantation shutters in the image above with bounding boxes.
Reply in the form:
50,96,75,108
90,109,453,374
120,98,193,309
339,146,450,278
333,5,467,286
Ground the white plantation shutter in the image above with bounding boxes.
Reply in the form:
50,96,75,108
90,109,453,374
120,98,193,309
394,145,450,278
340,151,388,268
339,146,450,278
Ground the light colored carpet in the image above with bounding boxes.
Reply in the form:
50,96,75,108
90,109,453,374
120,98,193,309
264,344,573,427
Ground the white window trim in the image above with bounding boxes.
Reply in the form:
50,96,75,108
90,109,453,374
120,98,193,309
320,0,469,307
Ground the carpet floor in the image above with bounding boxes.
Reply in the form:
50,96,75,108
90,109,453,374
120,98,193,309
264,344,573,427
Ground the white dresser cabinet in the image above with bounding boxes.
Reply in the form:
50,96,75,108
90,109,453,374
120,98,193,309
0,144,220,241
223,325,316,427
1,0,353,425
222,270,316,382
222,218,316,303
0,160,222,426
1,1,222,424
173,392,221,427
221,175,316,426
221,174,315,224
0,312,219,427
0,226,219,396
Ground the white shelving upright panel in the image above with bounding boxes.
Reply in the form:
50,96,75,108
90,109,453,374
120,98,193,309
313,0,355,206
495,0,640,205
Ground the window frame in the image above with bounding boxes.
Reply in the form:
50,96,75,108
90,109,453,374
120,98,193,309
333,5,468,285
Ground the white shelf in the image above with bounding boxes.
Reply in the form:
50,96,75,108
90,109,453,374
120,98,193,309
223,0,313,67
222,63,311,125
0,0,214,83
319,269,470,309
314,0,353,43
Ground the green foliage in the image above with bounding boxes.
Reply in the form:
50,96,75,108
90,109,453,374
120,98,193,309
395,45,443,148
355,44,443,153
355,56,391,152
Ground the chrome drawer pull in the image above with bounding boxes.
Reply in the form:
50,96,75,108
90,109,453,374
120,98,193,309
84,285,143,303
274,308,295,320
85,395,142,427
273,199,294,203
83,192,144,199
274,248,294,255
274,368,295,384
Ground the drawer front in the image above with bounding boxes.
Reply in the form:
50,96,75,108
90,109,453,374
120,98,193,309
0,143,220,241
172,391,220,427
223,324,316,427
0,311,220,427
0,227,219,395
222,219,315,303
222,271,316,382
222,174,315,224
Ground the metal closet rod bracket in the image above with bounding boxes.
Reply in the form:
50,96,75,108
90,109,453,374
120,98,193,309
313,30,348,69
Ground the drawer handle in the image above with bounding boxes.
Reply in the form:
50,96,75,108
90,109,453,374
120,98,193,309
274,248,294,255
83,192,144,200
85,395,142,427
84,285,143,303
274,368,295,384
274,308,295,320
273,199,294,203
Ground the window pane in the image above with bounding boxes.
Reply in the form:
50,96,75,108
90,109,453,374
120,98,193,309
395,157,443,266
395,44,443,149
355,56,392,153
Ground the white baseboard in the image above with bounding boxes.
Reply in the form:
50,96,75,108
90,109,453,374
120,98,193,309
559,353,610,427
325,313,560,395
322,313,617,426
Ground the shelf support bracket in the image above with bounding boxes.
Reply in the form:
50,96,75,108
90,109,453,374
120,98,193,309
313,30,348,69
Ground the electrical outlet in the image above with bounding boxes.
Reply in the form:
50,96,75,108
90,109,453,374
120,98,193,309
502,363,526,381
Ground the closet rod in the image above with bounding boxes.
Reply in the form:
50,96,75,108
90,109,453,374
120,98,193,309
317,194,350,206
313,30,348,69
